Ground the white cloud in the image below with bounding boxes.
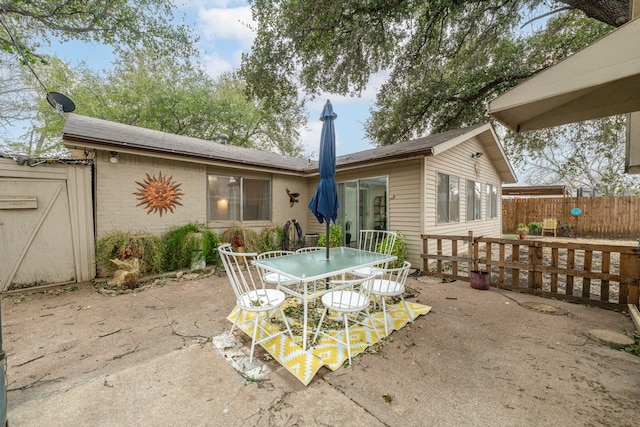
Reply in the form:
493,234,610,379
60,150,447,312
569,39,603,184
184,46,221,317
300,120,323,160
198,6,255,48
194,4,255,78
202,51,234,78
181,0,246,11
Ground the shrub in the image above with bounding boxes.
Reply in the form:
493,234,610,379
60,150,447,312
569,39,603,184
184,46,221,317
258,226,284,252
162,223,221,271
221,226,260,252
380,231,406,269
317,224,343,248
96,231,164,277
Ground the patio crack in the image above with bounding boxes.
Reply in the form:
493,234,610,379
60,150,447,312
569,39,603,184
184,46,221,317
320,375,391,427
148,288,211,345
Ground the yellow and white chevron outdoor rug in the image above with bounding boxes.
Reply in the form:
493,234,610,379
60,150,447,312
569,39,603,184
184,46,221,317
226,300,431,385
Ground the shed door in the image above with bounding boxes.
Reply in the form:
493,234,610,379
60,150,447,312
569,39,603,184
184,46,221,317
0,178,76,291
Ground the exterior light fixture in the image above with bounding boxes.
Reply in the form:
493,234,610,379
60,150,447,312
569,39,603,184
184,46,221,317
471,152,483,159
109,151,118,164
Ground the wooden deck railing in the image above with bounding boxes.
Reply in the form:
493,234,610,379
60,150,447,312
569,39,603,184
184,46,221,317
421,232,640,309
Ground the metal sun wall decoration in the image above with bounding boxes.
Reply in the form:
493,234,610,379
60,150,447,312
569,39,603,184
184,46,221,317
133,172,184,217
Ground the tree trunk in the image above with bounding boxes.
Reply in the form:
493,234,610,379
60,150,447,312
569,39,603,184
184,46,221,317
560,0,630,27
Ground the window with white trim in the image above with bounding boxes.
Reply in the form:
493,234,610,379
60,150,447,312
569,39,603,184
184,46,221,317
207,175,271,221
466,180,482,221
487,184,498,219
437,173,459,223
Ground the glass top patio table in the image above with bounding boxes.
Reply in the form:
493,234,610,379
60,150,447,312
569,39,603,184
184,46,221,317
254,246,396,350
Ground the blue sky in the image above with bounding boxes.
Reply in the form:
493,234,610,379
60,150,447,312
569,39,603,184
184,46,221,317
45,0,381,159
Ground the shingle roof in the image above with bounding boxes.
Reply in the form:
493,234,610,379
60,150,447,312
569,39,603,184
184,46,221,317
63,114,311,172
62,115,512,181
336,123,486,167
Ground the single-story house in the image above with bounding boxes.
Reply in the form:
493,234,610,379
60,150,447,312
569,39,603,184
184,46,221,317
0,113,517,290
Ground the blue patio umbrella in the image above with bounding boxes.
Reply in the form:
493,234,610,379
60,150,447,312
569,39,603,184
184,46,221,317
308,100,339,260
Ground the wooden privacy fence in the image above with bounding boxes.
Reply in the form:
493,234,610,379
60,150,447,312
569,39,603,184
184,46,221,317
421,232,640,309
502,196,640,239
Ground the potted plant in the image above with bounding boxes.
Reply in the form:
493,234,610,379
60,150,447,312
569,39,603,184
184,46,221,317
232,233,245,252
517,223,529,239
528,221,542,236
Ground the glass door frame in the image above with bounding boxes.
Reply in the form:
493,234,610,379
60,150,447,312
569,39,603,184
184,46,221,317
337,176,389,247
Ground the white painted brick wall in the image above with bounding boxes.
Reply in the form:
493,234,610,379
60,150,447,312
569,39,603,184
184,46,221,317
95,151,206,238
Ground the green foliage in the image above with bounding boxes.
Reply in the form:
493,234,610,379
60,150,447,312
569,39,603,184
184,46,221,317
317,224,343,248
623,333,640,357
0,1,196,63
258,226,284,252
379,231,406,269
96,224,222,278
528,222,542,234
95,231,164,277
240,2,640,193
243,2,618,142
162,223,221,272
8,51,307,157
517,223,529,234
162,223,200,271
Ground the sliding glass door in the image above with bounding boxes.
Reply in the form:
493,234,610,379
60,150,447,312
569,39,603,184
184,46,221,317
337,177,388,247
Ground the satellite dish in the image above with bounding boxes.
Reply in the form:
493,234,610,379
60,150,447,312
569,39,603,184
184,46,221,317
46,91,76,113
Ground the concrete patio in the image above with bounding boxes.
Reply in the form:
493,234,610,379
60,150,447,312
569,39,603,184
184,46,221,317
3,273,639,426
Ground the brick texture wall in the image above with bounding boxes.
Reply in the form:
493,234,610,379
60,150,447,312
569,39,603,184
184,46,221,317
95,150,206,238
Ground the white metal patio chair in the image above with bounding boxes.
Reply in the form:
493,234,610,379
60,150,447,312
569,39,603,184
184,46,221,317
311,273,380,365
368,261,413,335
218,244,293,363
295,246,325,253
256,250,298,290
351,230,397,277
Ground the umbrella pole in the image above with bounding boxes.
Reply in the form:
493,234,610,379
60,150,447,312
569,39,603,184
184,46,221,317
325,221,330,260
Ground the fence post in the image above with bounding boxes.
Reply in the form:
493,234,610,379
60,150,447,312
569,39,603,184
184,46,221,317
528,241,543,289
469,230,475,272
422,235,429,275
620,253,640,304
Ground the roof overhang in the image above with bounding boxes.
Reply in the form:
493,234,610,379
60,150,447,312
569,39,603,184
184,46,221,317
502,185,571,197
488,17,640,132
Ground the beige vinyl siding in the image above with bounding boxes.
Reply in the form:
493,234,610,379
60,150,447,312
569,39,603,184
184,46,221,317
387,159,423,267
272,176,311,232
60,115,516,285
423,136,503,264
305,176,322,236
305,160,424,267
